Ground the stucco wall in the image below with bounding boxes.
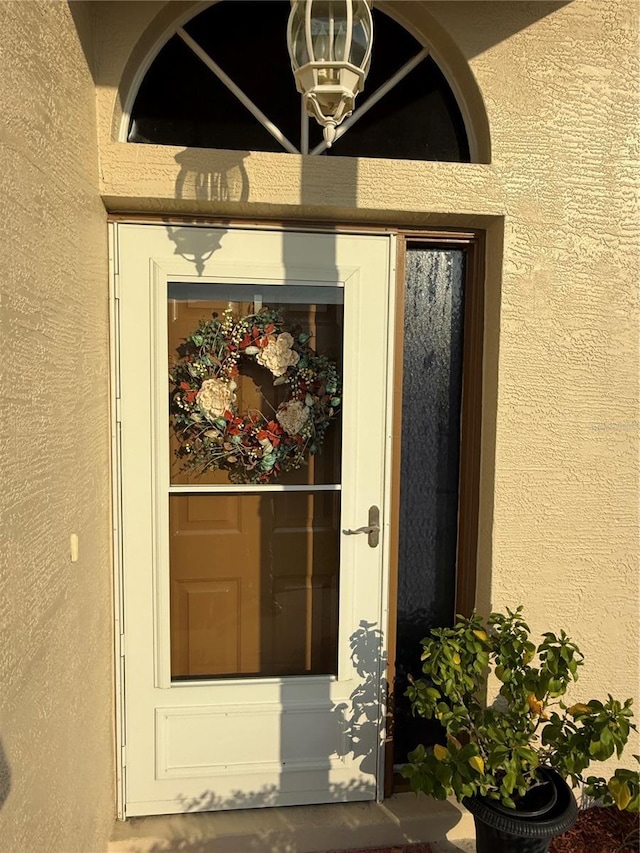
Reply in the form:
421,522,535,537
95,0,638,786
433,0,640,717
0,2,112,851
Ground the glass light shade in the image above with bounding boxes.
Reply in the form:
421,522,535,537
287,0,373,147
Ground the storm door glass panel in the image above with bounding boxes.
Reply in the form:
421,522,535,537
168,284,342,486
394,248,465,763
169,491,340,678
167,283,343,679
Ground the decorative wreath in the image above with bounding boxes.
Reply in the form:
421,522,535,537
170,306,342,484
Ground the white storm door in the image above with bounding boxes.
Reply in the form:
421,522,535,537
116,223,392,817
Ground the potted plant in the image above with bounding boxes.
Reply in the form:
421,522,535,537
401,607,639,853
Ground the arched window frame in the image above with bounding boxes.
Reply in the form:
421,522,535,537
118,0,489,163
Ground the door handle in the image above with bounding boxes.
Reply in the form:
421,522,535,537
342,505,380,548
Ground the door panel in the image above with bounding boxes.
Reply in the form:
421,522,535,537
117,224,392,816
170,494,258,677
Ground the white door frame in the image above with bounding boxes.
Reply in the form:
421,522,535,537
109,221,398,819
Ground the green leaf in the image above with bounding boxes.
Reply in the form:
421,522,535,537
457,744,476,762
627,793,640,813
600,727,613,748
435,762,452,785
407,743,426,762
608,776,632,810
503,771,517,794
589,740,613,761
517,747,539,767
477,651,490,668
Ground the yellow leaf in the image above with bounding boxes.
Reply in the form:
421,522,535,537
527,695,545,716
469,755,485,774
473,630,488,642
434,744,449,761
567,703,592,717
452,652,461,665
608,777,632,811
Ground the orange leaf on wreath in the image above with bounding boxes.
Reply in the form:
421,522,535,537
180,382,191,391
184,391,197,403
265,323,275,334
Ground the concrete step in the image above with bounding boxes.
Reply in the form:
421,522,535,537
108,794,476,853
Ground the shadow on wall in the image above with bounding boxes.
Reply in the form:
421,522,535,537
165,149,250,274
382,0,573,61
0,739,11,812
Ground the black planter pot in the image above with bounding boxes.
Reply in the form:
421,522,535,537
462,768,578,853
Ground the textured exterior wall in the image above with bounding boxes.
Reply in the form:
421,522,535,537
438,0,640,752
94,0,638,787
0,2,113,851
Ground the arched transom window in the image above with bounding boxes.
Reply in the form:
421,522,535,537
128,0,470,162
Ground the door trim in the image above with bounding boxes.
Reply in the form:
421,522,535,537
109,222,127,819
109,217,482,818
384,231,485,796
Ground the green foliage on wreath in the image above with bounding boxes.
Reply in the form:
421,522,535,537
170,306,341,484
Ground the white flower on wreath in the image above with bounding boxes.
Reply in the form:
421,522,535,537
256,332,300,377
196,378,236,419
276,400,310,436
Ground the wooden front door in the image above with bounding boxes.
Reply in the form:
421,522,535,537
116,223,393,816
